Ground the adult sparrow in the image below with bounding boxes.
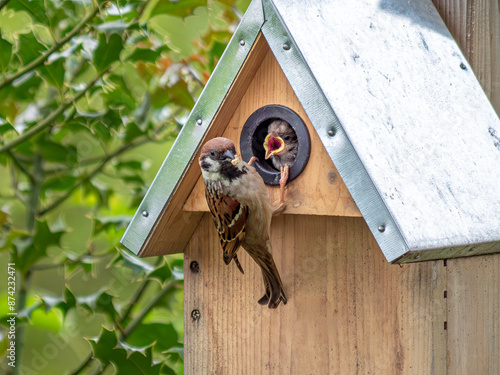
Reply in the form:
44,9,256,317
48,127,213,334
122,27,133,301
199,137,287,308
264,120,298,202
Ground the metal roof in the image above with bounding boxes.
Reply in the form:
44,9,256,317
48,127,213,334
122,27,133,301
122,0,500,263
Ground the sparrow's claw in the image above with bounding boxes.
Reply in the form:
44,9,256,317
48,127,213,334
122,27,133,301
248,156,258,166
279,164,289,203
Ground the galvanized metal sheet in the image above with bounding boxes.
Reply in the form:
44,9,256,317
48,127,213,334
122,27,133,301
262,0,409,261
121,0,265,255
268,0,500,260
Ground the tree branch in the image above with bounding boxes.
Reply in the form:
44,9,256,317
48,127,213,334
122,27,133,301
0,5,100,90
121,256,164,324
26,153,43,233
7,151,34,183
0,69,107,154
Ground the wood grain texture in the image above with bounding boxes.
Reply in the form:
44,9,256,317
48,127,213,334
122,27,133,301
184,215,447,374
447,255,500,375
138,34,269,257
183,49,361,217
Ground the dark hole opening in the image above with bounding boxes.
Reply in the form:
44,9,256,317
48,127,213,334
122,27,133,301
240,105,310,186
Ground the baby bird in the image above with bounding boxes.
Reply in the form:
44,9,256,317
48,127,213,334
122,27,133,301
264,120,298,202
199,137,287,308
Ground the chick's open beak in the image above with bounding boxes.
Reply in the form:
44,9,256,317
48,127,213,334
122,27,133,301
264,134,285,159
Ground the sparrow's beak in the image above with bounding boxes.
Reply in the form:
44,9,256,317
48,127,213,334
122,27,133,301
223,149,235,160
264,133,285,160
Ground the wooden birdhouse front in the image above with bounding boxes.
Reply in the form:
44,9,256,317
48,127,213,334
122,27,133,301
122,0,500,373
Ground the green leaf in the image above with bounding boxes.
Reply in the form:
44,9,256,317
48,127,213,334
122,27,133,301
126,47,167,63
93,216,131,235
0,37,12,73
103,86,136,110
208,40,226,71
148,261,172,285
62,287,77,314
93,33,124,72
124,122,143,143
8,0,50,25
16,221,64,271
169,80,195,108
92,122,111,141
79,289,118,321
108,248,155,276
126,323,179,352
89,327,162,374
88,327,121,367
0,122,16,135
37,140,77,165
17,32,47,66
42,176,78,192
115,160,143,171
39,59,65,88
122,175,145,186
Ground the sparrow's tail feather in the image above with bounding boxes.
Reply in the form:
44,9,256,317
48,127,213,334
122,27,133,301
248,245,287,309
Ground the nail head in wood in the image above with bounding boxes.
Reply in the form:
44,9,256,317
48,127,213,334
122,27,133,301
190,261,200,273
191,309,201,321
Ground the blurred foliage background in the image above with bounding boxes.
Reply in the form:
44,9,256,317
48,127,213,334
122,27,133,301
0,0,250,373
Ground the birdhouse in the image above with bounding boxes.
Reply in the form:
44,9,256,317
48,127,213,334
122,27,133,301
122,0,500,373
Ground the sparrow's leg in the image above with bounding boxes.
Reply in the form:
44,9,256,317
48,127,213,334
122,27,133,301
279,164,289,203
248,156,258,166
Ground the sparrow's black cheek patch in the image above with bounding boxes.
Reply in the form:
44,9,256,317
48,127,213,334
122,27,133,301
200,160,211,171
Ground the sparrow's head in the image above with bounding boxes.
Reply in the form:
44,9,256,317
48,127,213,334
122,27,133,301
199,137,242,181
264,120,298,161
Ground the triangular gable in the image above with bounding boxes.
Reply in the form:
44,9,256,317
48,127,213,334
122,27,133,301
122,0,500,263
184,47,360,218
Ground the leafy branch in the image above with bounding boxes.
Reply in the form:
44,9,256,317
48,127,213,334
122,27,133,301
71,266,179,375
0,69,108,154
37,135,150,217
0,4,100,90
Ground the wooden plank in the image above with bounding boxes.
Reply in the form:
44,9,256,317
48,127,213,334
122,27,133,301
184,215,447,374
183,49,361,217
138,33,269,257
447,256,500,374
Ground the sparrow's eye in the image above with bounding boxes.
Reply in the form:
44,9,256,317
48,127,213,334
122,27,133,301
283,135,290,141
210,150,215,157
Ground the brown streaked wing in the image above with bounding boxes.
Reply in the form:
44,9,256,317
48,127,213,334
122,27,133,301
205,188,248,260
